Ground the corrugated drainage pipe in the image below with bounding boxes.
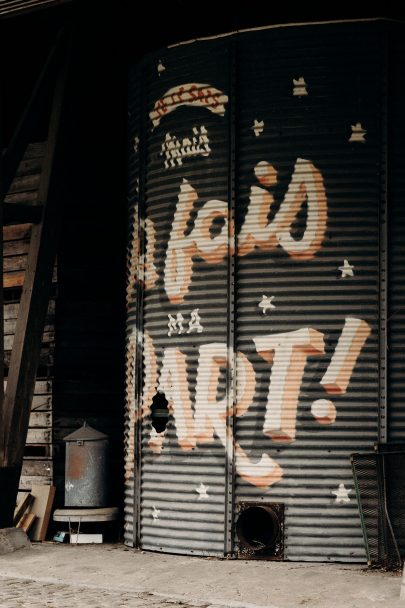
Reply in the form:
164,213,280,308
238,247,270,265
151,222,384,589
236,505,280,552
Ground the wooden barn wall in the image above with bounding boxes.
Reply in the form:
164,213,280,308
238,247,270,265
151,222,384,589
51,20,127,510
4,142,56,489
52,204,126,508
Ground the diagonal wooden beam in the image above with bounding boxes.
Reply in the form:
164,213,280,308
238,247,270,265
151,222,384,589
0,27,65,204
0,129,3,473
0,34,70,528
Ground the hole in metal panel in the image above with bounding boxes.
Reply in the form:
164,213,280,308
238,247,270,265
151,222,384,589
150,391,169,434
236,502,284,560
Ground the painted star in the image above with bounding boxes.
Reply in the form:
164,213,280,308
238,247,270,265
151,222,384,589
252,119,264,137
152,505,160,521
293,77,308,96
339,259,354,278
258,295,276,314
349,122,366,143
157,60,166,75
332,483,351,504
196,483,210,500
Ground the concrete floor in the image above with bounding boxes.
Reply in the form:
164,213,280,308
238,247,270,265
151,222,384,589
0,543,403,608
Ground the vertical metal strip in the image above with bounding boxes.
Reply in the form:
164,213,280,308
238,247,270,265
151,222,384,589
379,31,388,444
350,455,372,565
133,64,147,547
224,39,237,556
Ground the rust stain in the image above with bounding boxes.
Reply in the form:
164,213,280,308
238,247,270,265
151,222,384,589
67,445,87,480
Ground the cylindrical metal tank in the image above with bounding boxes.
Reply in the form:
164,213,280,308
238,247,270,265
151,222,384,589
64,423,109,507
125,19,405,561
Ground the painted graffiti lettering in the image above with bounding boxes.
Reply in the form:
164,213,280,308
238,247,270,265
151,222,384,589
254,328,325,443
320,317,371,394
143,317,371,488
161,126,211,169
164,179,228,303
150,83,229,128
158,347,196,451
162,158,328,303
239,158,327,259
167,309,204,336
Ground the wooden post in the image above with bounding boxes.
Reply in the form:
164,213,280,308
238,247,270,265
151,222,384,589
0,63,4,488
0,39,70,529
1,30,64,201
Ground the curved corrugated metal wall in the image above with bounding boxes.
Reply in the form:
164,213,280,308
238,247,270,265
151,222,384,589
138,40,231,555
234,23,382,562
126,20,398,561
388,24,405,442
125,66,141,546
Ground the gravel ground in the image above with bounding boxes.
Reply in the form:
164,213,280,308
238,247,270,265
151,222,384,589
0,543,403,608
0,576,220,608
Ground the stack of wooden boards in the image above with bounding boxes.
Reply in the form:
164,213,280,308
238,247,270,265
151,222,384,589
4,142,56,489
13,485,55,540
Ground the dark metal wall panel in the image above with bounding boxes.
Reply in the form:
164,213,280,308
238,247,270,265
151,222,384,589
388,25,405,442
139,41,231,555
234,22,383,561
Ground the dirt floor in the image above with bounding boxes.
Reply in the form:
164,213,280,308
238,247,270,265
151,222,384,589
0,543,403,608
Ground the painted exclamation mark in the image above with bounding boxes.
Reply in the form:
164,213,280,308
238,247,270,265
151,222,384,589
311,317,371,424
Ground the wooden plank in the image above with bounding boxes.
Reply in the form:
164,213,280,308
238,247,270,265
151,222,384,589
8,174,41,195
33,380,53,395
4,379,52,395
19,475,52,490
28,411,52,428
4,347,54,368
17,512,36,533
4,191,39,205
21,460,52,478
15,158,43,178
5,318,54,336
3,266,57,289
31,395,52,411
4,255,28,273
3,271,25,289
3,224,32,241
4,240,30,257
4,300,55,321
24,143,46,160
4,255,57,276
26,429,51,445
29,485,56,541
5,331,55,351
13,492,33,525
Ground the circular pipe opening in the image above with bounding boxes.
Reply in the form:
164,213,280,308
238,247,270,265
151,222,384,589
236,505,280,552
151,391,169,434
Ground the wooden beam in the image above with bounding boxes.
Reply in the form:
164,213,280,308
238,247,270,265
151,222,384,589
13,492,34,526
0,36,70,522
0,28,64,203
30,485,56,541
0,70,4,468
